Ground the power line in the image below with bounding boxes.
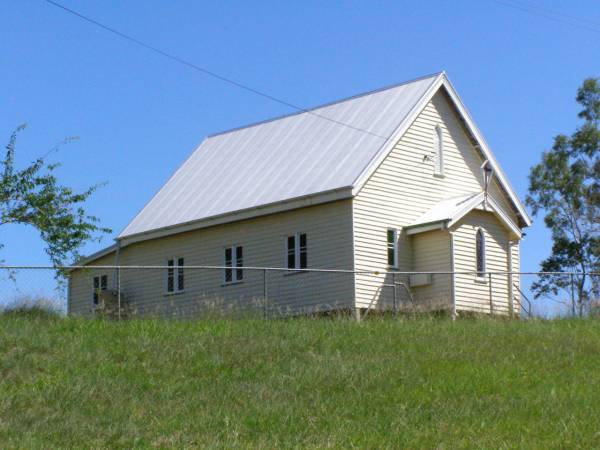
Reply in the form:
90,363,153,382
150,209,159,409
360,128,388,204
492,0,600,34
42,0,389,140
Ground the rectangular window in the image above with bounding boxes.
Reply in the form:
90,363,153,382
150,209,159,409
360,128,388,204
92,274,108,305
93,276,99,305
387,229,398,268
167,259,174,293
287,235,296,269
299,233,307,269
166,258,184,293
235,246,244,281
434,125,444,176
224,247,233,283
177,258,185,291
224,246,243,283
476,229,486,278
286,233,307,269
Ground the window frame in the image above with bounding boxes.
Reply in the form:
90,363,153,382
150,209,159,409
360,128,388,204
387,228,398,269
165,257,185,294
475,228,486,280
92,274,108,306
286,232,308,271
433,124,444,177
223,245,244,284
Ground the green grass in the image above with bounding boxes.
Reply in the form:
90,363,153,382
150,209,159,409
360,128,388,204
2,315,600,449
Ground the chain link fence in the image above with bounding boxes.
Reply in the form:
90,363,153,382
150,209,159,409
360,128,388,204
0,266,598,319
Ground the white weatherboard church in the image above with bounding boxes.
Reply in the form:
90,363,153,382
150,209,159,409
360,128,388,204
68,72,531,317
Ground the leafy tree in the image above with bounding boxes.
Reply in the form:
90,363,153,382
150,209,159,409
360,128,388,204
527,78,600,316
0,124,111,269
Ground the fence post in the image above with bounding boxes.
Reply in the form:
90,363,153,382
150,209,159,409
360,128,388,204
488,272,493,316
392,272,398,317
117,266,121,321
263,269,268,320
570,272,576,317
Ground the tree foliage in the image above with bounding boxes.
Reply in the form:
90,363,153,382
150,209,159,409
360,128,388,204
0,125,111,268
527,78,600,316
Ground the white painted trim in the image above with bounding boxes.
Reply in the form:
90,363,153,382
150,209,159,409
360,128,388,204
223,245,244,284
484,196,523,239
285,232,307,270
476,227,486,277
446,192,486,228
386,228,399,269
91,273,108,307
67,244,117,271
350,199,357,309
405,222,446,235
433,124,444,176
165,257,185,294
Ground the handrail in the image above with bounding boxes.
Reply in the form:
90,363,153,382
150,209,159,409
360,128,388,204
514,282,532,318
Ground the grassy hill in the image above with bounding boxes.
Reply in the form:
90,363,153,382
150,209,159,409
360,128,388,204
1,314,600,448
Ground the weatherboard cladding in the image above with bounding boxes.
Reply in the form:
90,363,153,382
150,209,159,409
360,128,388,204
119,74,439,238
351,89,519,312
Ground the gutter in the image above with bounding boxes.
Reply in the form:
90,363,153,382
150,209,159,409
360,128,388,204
64,243,118,272
118,186,354,246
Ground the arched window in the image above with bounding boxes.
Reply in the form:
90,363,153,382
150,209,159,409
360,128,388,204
433,125,444,176
476,229,485,276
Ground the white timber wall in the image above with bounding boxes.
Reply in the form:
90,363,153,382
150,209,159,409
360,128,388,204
410,230,453,311
451,209,513,315
68,200,355,317
353,88,520,309
68,253,116,315
510,241,521,314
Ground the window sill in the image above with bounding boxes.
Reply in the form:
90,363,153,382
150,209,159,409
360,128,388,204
474,277,488,284
164,290,185,297
433,173,445,179
283,269,308,276
221,281,244,287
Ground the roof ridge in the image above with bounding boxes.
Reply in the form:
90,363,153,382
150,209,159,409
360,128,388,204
206,71,444,138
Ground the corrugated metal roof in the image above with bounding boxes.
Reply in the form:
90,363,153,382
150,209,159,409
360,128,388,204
119,73,441,238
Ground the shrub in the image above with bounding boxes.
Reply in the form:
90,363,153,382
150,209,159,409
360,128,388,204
1,295,62,319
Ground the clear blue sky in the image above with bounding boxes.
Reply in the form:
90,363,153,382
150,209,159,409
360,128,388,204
3,1,599,314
